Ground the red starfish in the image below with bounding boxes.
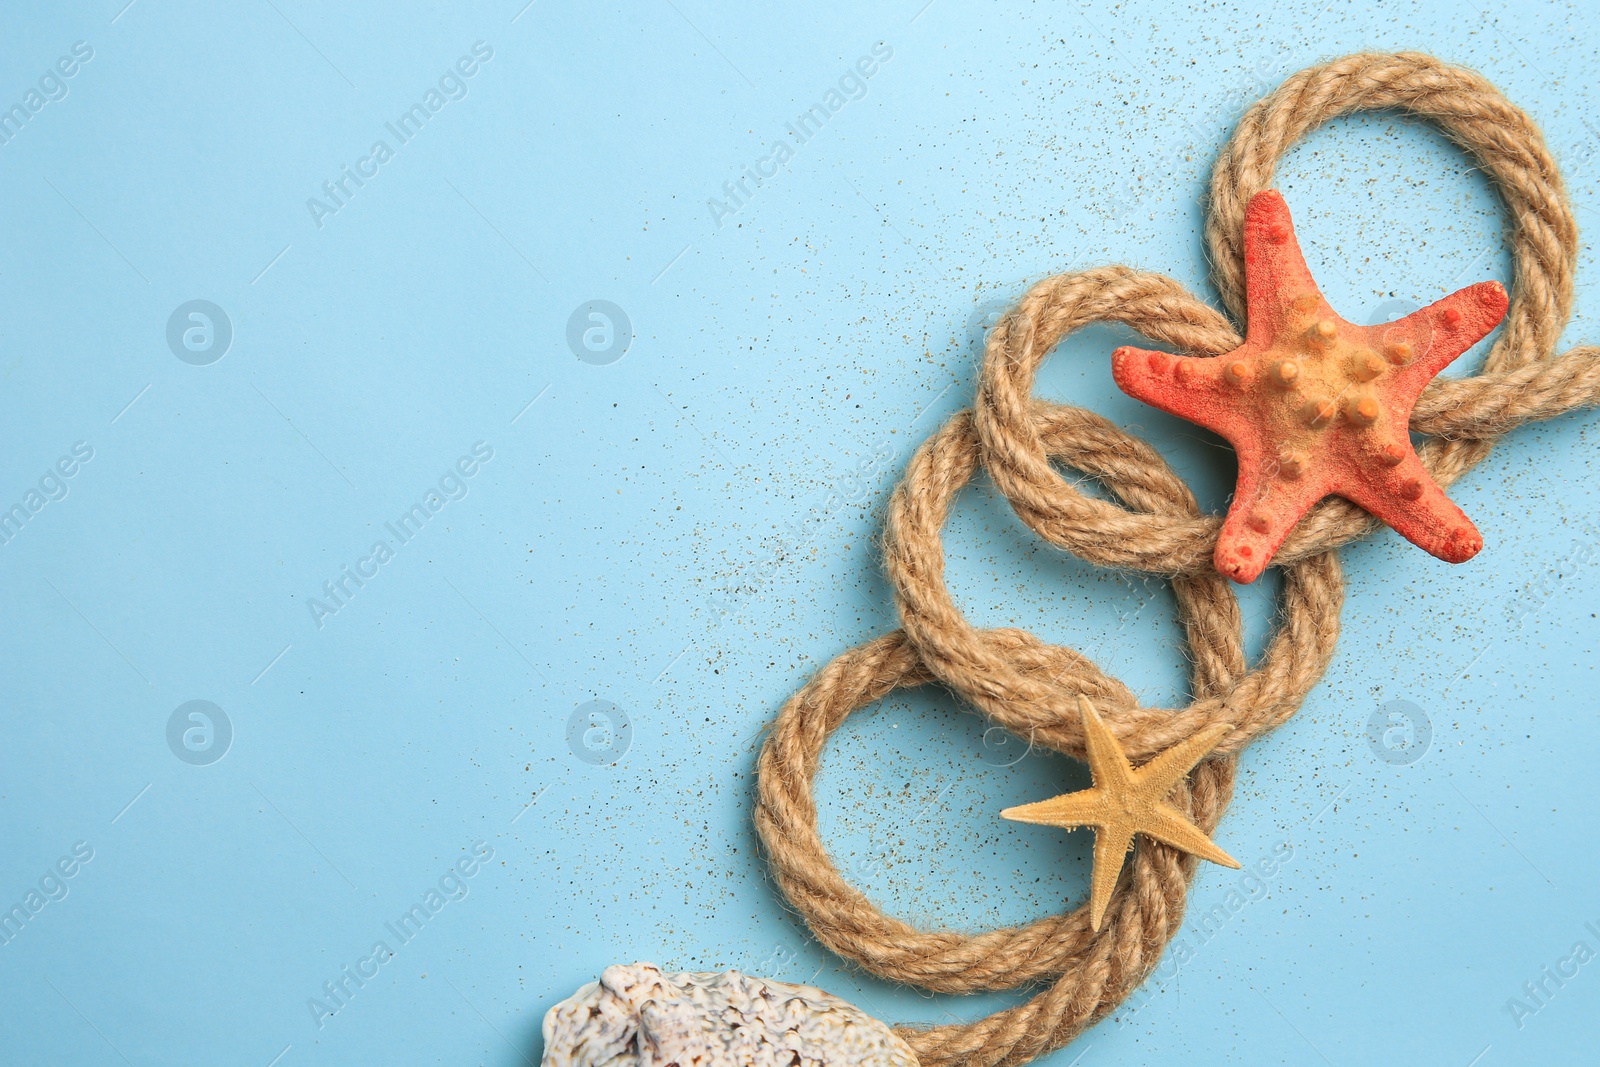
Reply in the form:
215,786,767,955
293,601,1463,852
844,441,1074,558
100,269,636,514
1111,190,1507,583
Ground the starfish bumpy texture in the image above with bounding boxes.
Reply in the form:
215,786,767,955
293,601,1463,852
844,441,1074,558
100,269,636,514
1110,190,1508,582
1002,696,1238,931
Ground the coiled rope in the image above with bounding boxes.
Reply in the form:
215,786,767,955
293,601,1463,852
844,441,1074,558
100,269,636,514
755,52,1598,1067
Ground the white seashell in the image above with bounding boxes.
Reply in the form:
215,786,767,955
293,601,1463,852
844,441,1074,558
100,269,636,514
541,962,917,1067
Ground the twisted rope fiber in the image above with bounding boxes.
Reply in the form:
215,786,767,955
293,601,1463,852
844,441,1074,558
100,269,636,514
980,51,1594,582
755,52,1598,1067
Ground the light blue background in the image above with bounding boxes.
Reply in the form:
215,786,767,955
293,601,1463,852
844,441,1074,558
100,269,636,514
1,2,1597,1065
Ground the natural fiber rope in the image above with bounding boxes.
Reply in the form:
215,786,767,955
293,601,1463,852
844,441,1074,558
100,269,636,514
979,50,1592,580
755,52,1599,1067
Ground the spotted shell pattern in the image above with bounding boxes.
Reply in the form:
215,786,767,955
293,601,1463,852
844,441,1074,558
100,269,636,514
541,963,917,1067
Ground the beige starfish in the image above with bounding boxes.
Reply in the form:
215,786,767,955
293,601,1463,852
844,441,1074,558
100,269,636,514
1002,696,1240,931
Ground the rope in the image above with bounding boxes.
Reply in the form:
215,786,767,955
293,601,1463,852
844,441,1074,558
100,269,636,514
754,52,1597,1067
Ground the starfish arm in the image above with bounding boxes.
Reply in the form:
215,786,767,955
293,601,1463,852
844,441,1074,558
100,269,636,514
1339,454,1483,564
1215,462,1332,583
1240,190,1321,343
1001,789,1107,831
1142,803,1240,869
1109,346,1237,434
1088,825,1134,931
1077,696,1134,790
1130,720,1234,797
1385,281,1508,390
1112,189,1497,579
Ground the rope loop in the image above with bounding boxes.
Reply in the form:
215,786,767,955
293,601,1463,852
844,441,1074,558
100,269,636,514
978,51,1592,578
755,52,1597,1067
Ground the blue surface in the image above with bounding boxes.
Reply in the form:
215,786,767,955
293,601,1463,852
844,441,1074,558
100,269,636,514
2,2,1598,1065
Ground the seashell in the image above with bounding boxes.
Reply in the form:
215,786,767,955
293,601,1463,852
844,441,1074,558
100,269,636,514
541,962,916,1067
